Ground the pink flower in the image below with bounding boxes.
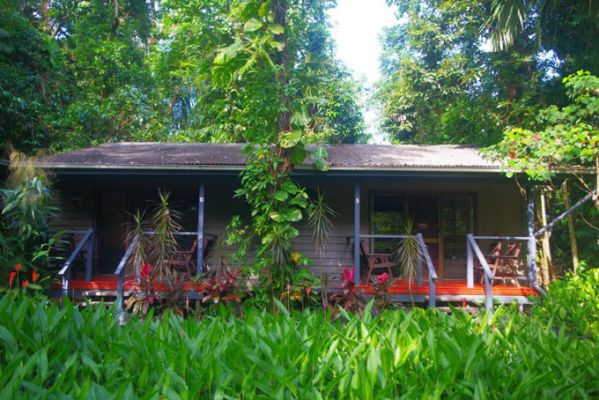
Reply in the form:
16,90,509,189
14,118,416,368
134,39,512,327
140,263,152,279
343,267,355,284
377,272,389,284
532,135,541,141
305,287,312,297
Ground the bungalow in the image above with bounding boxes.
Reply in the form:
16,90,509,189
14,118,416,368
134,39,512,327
41,142,545,309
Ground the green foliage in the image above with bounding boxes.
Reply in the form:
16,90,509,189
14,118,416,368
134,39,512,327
488,71,598,182
377,0,595,145
0,0,365,155
486,0,599,76
393,219,423,287
1,275,598,398
532,269,599,339
0,153,59,287
307,190,337,255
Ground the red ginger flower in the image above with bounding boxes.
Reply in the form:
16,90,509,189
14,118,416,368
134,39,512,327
22,280,29,288
377,272,389,284
140,263,152,279
9,272,16,287
14,263,23,272
31,271,40,283
343,267,355,284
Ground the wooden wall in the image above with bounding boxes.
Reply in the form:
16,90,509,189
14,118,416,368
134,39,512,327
51,174,525,278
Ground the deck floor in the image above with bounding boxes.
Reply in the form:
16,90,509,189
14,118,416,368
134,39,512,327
62,275,537,297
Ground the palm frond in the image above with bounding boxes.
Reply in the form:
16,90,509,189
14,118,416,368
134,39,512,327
307,191,337,256
393,218,423,289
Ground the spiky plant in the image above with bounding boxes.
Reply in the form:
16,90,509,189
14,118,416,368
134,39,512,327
125,209,149,275
149,190,182,277
394,218,423,289
307,191,337,256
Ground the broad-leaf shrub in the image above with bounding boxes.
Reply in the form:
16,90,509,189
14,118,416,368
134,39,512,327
1,276,598,398
532,268,599,339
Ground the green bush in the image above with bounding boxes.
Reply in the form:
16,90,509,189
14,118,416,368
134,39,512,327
0,287,597,399
533,268,599,340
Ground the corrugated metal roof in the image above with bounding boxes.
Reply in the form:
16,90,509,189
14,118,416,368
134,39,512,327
42,142,501,171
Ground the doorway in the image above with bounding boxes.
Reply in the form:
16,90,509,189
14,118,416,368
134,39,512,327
371,192,474,279
97,192,127,274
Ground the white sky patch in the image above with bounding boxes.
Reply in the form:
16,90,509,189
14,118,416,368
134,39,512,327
328,0,398,143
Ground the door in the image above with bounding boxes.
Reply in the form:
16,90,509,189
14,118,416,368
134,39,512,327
97,192,127,274
408,194,441,276
441,193,474,279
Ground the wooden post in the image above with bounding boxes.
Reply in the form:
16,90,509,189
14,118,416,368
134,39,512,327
429,273,436,307
466,236,474,288
537,190,553,285
196,184,205,275
116,269,124,313
562,181,579,274
62,269,70,299
354,183,360,285
417,256,423,287
484,273,493,314
85,232,94,282
527,185,538,285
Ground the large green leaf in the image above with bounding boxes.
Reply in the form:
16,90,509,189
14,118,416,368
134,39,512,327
243,18,263,32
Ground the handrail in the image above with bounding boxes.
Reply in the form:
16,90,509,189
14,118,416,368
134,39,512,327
467,234,494,313
114,236,139,312
416,233,438,307
472,236,529,241
58,228,94,297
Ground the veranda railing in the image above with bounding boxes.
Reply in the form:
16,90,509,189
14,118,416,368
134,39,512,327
58,228,95,298
466,234,530,313
356,234,439,307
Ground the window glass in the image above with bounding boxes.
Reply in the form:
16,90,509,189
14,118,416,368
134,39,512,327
371,195,404,253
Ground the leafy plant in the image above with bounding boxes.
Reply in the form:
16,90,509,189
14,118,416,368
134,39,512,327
124,190,184,315
0,150,60,288
328,267,364,315
150,190,182,276
393,218,423,288
199,270,242,306
488,71,598,207
1,280,598,398
307,190,338,255
125,263,157,316
369,272,391,310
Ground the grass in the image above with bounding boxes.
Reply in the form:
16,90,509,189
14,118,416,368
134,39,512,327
0,289,597,399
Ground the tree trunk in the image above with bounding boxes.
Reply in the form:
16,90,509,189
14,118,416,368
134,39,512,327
111,0,120,37
272,0,291,135
537,190,553,285
40,0,49,32
562,180,579,274
272,0,291,173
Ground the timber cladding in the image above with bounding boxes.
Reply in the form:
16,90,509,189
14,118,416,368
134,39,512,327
50,175,525,281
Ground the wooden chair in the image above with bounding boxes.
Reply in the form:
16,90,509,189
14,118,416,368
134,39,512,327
360,240,394,283
479,241,523,286
167,239,208,275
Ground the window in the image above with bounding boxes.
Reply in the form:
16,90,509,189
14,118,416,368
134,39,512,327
371,195,404,253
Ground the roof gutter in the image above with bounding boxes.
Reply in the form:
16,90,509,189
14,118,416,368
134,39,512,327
37,163,506,174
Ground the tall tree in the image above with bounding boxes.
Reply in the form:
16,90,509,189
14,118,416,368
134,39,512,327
151,0,365,143
487,0,599,75
377,0,548,145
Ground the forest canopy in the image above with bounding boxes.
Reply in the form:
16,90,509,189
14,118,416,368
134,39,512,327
0,0,367,156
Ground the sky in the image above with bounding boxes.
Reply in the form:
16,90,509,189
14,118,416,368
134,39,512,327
328,0,398,143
